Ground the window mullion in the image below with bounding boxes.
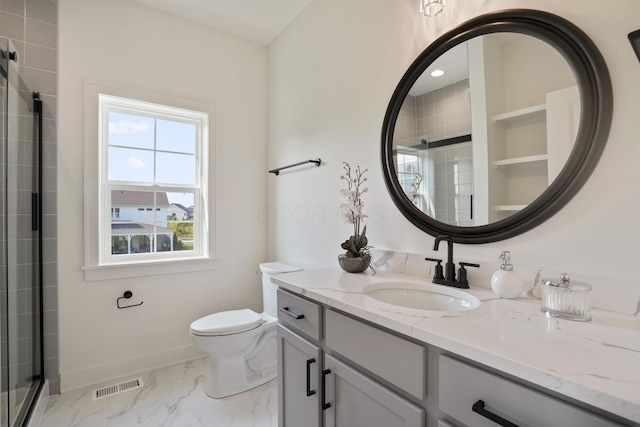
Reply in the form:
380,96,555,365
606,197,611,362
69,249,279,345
152,120,157,255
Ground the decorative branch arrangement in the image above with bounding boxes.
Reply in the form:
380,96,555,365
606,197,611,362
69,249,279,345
339,162,371,258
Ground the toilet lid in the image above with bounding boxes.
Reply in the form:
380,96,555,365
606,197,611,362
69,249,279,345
259,262,302,274
190,309,263,336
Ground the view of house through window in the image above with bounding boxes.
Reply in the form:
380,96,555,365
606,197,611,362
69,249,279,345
110,190,195,255
100,94,207,263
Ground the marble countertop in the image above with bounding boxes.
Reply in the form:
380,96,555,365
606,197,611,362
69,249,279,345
273,268,640,424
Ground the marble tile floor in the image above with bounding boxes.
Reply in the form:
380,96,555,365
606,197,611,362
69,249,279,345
40,357,278,427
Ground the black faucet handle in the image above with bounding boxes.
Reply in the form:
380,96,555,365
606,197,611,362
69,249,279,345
425,257,444,280
459,262,480,268
456,262,479,288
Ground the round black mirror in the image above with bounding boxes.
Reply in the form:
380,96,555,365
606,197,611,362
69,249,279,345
381,9,612,243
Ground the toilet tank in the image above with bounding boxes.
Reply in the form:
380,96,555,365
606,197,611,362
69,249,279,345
260,262,301,317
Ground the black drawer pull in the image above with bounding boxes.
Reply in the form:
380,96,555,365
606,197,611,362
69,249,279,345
279,307,305,320
306,358,316,396
321,369,332,410
472,400,520,427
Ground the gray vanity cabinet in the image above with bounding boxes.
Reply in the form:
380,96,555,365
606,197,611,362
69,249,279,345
277,325,322,427
277,287,629,426
277,289,323,427
277,288,425,427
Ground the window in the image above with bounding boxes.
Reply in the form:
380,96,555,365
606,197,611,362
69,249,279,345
98,94,208,265
83,84,216,281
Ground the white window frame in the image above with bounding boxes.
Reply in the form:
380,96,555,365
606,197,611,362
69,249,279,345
99,95,206,264
83,82,217,281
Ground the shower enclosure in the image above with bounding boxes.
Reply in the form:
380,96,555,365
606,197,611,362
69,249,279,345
0,41,44,427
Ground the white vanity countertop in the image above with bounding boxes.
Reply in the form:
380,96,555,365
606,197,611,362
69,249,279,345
273,268,640,424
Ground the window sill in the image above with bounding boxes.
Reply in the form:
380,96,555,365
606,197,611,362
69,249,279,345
82,257,219,282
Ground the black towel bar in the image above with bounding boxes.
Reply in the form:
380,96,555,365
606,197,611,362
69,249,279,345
269,158,321,175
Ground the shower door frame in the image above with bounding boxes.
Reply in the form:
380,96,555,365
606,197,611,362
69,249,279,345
1,40,45,427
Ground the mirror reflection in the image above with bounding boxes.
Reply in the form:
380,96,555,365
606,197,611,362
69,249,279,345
392,33,579,226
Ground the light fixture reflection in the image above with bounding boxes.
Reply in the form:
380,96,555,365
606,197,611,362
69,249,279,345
430,69,445,77
421,0,445,17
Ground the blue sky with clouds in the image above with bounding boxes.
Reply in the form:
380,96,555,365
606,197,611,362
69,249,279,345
108,112,197,207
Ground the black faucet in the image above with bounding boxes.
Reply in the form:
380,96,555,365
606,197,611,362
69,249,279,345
426,235,479,289
434,235,456,283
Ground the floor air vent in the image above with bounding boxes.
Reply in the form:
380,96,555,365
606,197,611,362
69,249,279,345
92,378,144,401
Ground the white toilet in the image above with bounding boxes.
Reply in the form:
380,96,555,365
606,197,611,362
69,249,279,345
190,262,301,398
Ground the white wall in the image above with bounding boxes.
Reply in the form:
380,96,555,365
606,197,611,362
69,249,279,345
58,0,640,392
58,0,268,390
267,1,640,294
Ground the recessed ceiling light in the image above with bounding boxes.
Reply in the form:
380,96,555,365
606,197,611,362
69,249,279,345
431,69,445,77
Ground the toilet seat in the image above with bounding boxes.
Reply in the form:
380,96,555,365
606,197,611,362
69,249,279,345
190,309,263,336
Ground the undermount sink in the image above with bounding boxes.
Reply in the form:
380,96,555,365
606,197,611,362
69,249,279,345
363,282,480,314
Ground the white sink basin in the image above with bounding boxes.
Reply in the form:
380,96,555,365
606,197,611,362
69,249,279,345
363,282,480,314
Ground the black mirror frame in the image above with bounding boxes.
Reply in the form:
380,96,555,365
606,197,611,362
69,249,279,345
381,9,613,244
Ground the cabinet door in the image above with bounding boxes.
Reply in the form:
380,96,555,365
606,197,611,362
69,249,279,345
323,354,424,427
278,325,322,427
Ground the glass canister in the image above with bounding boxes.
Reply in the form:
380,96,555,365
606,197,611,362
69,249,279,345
540,273,592,321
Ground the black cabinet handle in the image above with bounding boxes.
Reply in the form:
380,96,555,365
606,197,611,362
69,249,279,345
472,400,520,427
279,307,305,319
321,369,332,410
306,358,316,396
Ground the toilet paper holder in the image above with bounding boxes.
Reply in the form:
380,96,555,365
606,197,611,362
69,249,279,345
117,290,144,309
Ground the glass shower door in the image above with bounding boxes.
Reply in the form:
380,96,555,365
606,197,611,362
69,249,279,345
3,39,43,427
0,41,8,427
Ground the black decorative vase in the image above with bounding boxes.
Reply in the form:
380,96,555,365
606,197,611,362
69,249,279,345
338,253,371,273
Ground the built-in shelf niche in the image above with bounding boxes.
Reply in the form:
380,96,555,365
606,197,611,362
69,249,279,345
491,104,546,127
493,153,548,168
468,31,579,225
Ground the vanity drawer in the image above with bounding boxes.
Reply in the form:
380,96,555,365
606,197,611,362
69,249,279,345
324,309,426,400
439,355,619,427
277,289,322,341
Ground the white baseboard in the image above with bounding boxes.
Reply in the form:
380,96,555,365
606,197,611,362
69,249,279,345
61,344,204,392
25,380,49,427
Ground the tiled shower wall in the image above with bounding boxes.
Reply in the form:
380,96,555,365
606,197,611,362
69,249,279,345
394,79,472,147
0,0,59,394
430,142,473,226
415,79,471,143
394,79,474,226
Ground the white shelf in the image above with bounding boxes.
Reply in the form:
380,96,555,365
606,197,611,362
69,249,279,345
492,104,546,127
493,154,548,168
494,205,527,212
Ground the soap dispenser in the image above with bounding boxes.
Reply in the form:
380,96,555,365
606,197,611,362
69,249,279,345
490,251,525,299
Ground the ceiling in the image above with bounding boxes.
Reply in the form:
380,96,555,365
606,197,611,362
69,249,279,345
409,41,469,96
133,0,313,46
